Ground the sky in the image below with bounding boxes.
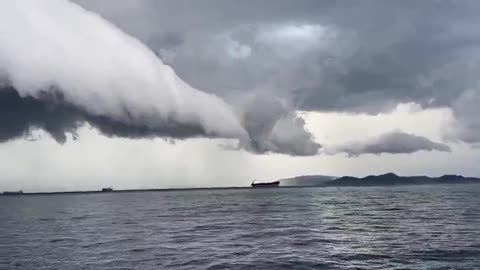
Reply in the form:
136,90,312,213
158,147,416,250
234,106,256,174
1,0,480,191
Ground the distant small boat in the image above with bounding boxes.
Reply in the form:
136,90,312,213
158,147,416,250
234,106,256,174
2,190,23,195
251,180,280,188
101,187,113,192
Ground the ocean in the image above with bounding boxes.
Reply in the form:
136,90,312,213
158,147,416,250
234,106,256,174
1,184,479,269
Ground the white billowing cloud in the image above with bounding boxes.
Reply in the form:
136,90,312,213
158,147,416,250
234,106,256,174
0,0,246,138
0,0,323,156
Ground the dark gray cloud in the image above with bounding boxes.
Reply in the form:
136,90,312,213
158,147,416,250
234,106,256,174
74,0,330,37
330,130,451,157
74,0,480,144
450,90,480,144
0,87,80,143
73,1,479,103
239,95,321,156
0,87,207,143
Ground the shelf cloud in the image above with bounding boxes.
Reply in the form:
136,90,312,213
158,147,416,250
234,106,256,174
0,0,320,156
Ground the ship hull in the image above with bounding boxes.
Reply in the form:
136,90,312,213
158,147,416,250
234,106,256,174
2,191,23,195
251,181,280,188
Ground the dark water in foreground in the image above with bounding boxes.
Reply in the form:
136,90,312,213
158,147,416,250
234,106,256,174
1,185,480,269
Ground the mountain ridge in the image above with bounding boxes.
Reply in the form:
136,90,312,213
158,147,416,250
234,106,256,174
281,173,480,187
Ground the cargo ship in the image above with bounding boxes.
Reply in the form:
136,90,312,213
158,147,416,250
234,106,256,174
2,190,23,195
251,180,280,188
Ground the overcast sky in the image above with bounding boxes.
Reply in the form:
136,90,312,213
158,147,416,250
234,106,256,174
1,0,480,191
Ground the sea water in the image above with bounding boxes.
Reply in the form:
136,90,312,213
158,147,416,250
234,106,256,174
1,184,479,269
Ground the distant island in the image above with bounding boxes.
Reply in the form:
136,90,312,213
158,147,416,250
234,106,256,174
281,173,480,187
280,175,337,187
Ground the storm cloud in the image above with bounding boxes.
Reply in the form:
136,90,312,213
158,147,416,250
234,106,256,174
0,87,209,143
4,0,480,192
238,95,321,156
72,0,480,146
0,0,320,156
3,0,480,156
329,130,451,157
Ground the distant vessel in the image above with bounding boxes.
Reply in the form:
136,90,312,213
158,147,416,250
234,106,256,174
101,187,114,192
2,190,23,195
251,180,280,188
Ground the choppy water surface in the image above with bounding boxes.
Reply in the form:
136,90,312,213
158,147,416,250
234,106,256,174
1,184,479,269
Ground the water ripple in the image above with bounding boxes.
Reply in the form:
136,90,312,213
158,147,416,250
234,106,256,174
0,184,479,269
